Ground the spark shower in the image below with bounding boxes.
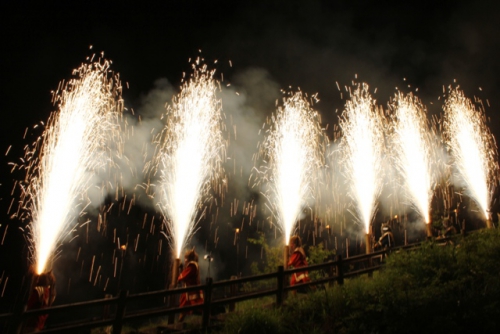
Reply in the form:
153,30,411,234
258,91,325,246
18,58,123,274
10,54,499,277
153,62,226,260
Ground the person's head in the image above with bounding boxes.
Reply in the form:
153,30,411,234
289,235,302,249
184,248,198,263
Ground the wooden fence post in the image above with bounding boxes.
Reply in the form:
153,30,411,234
202,277,213,329
229,275,237,312
336,255,344,286
167,287,176,324
112,289,128,334
102,293,113,333
276,265,284,307
328,260,335,288
368,256,373,278
103,294,113,319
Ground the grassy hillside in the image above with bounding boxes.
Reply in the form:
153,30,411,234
218,228,500,334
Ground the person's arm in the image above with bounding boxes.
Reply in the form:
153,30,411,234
288,251,299,268
26,289,38,310
178,263,194,282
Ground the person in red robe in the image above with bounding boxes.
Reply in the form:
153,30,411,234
177,248,204,322
288,235,310,289
23,270,56,333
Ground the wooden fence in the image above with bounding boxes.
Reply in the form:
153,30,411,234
0,238,449,334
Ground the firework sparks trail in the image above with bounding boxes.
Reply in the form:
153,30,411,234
340,84,385,233
20,58,123,274
260,92,325,245
391,92,435,224
155,62,225,258
443,88,498,220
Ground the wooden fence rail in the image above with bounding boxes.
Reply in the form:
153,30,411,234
0,236,458,334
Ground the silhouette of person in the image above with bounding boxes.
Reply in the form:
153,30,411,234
288,235,311,291
23,270,56,333
177,248,204,322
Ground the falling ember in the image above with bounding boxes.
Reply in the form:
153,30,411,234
443,88,498,220
19,58,123,274
390,92,435,224
154,61,225,258
259,91,325,245
340,84,384,233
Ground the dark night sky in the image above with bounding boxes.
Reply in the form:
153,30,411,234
2,1,500,134
1,0,500,310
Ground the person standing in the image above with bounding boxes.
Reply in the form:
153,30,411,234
23,270,56,332
375,221,395,249
177,248,204,322
288,236,310,290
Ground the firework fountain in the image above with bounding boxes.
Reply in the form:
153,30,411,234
340,84,385,253
259,91,325,268
390,92,436,237
18,58,123,275
443,88,498,228
153,62,225,287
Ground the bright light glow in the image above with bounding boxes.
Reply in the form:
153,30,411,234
155,63,225,258
21,59,123,274
261,92,325,245
391,92,434,224
340,84,384,233
443,88,498,220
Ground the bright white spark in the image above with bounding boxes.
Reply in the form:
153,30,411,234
261,92,325,245
21,59,123,274
391,92,434,224
155,63,225,258
340,84,385,233
443,88,498,220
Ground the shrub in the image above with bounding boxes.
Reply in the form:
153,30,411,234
221,307,283,334
217,229,500,334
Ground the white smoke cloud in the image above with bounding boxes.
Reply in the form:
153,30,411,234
114,79,175,209
82,78,175,214
221,67,280,191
